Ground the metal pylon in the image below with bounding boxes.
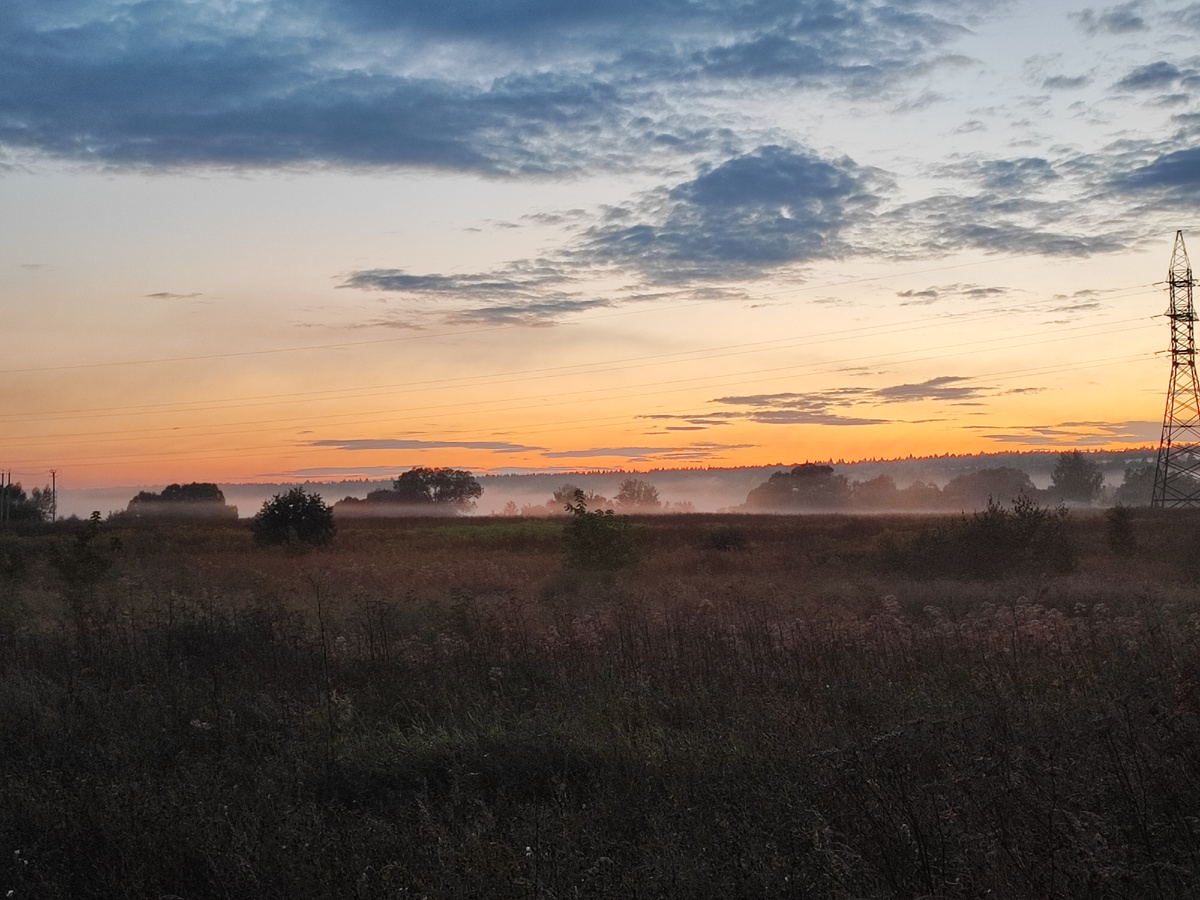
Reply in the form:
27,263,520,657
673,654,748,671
1152,231,1200,506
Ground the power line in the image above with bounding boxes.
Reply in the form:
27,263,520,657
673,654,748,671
1,315,1160,448
3,345,1159,469
0,242,1160,375
0,289,1160,427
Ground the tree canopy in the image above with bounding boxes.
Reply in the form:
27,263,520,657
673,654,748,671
363,468,483,512
1050,450,1103,503
614,478,661,511
0,483,52,524
126,482,237,519
743,464,851,511
251,487,334,546
941,467,1036,509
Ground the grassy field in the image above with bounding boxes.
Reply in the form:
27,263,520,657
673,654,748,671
2,508,1200,898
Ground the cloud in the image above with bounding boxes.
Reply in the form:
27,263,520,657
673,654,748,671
1112,146,1200,189
1169,3,1200,31
265,467,410,478
146,291,202,300
896,283,1010,306
0,0,979,175
645,374,1018,430
874,376,984,402
543,443,750,461
967,157,1059,191
310,438,543,453
581,145,882,282
878,192,1129,257
445,298,613,326
338,143,884,299
1042,74,1091,90
340,262,612,324
1115,61,1185,91
1071,3,1148,35
970,420,1159,445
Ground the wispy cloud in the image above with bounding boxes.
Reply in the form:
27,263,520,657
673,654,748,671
1071,3,1148,36
969,420,1160,445
543,443,751,461
643,375,1019,430
311,438,543,453
896,283,1011,306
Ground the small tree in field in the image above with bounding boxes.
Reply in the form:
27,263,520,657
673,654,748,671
562,490,638,570
1051,450,1103,503
252,487,335,547
614,478,661,511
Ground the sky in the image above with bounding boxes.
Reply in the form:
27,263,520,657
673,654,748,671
4,0,1200,492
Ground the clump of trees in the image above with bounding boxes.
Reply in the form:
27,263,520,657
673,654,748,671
741,451,1118,512
743,464,851,511
252,487,335,547
124,482,238,519
941,467,1036,510
336,468,482,516
0,482,53,524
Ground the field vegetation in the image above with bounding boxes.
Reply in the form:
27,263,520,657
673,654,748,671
2,506,1200,898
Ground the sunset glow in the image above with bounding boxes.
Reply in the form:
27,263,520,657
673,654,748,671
3,1,1195,493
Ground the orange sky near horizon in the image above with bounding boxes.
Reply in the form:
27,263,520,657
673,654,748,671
5,1,1197,491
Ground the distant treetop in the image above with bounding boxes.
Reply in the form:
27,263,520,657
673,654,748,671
126,483,237,519
340,467,483,516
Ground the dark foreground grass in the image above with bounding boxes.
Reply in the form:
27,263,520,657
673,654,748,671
2,511,1200,898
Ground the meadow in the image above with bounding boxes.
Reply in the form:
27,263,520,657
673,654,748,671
2,508,1199,898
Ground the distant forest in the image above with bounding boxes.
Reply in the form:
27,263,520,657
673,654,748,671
50,448,1166,521
234,448,1161,517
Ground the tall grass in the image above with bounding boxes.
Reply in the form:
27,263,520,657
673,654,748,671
1,512,1198,898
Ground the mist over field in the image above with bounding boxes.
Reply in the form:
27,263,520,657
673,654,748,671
56,449,1155,520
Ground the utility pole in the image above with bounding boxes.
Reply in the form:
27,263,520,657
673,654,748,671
1152,231,1200,506
50,469,57,522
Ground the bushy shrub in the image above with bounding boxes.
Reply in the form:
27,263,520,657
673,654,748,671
561,490,637,570
251,487,335,547
879,495,1075,579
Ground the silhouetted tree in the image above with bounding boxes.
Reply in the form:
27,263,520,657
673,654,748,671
941,467,1035,510
898,480,942,509
851,474,900,509
125,482,237,519
552,483,608,510
0,483,51,524
372,468,482,512
614,478,661,511
1113,464,1157,507
743,464,851,511
251,487,335,546
1050,450,1103,503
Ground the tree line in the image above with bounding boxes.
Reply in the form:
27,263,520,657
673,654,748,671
741,451,1144,512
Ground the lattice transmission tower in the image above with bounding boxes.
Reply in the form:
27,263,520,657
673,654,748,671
1152,231,1200,506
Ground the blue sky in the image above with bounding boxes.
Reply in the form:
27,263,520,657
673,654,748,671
3,0,1198,487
